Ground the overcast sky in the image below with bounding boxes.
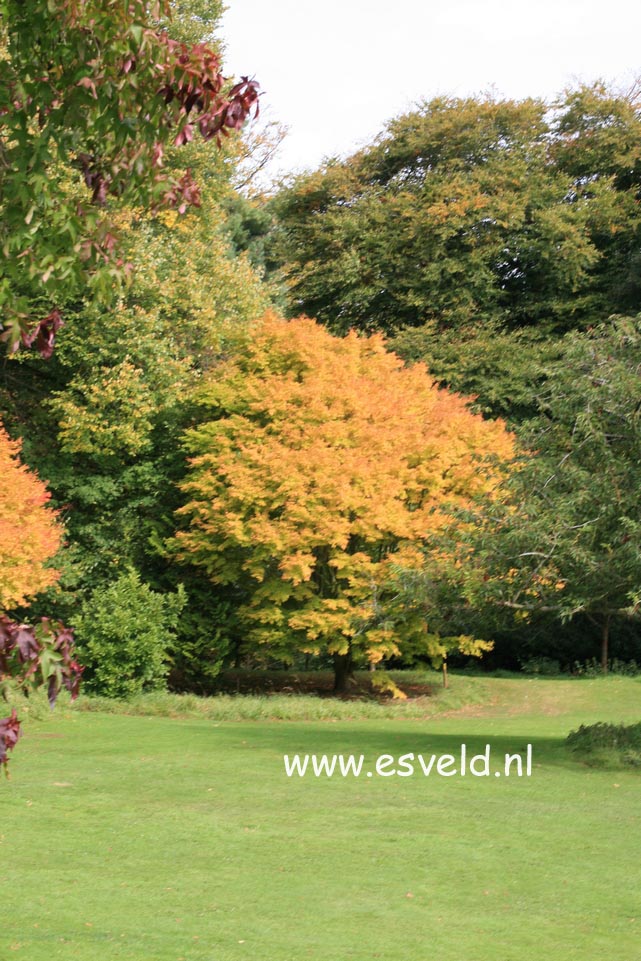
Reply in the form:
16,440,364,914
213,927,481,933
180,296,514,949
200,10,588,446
220,0,641,181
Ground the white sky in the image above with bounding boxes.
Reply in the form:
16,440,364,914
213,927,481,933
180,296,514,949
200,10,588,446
220,0,641,181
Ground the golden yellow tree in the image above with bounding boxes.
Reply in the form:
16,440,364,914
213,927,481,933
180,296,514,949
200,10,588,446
172,314,514,690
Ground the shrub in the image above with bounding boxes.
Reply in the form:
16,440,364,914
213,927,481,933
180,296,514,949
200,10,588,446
566,721,641,768
166,591,238,694
73,571,185,697
572,658,641,677
520,656,562,676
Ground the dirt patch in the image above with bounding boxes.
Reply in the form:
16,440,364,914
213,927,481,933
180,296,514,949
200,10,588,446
215,670,437,702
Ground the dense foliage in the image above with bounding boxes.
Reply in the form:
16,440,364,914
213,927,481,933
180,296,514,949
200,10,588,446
0,0,263,763
0,0,272,681
0,424,62,607
263,85,641,676
3,0,641,726
73,571,185,697
0,0,259,353
171,314,513,689
392,317,641,670
270,85,641,339
0,425,81,771
390,321,563,423
466,317,641,669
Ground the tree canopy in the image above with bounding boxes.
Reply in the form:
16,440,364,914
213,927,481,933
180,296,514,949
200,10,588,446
0,423,62,608
0,423,82,771
171,313,513,689
447,316,641,670
269,85,641,338
0,0,259,353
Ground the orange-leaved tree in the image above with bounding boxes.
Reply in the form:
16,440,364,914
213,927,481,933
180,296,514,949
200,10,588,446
171,314,515,691
0,423,81,773
0,425,62,610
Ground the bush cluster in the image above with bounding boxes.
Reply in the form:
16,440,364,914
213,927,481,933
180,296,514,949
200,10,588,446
72,571,185,698
566,722,641,768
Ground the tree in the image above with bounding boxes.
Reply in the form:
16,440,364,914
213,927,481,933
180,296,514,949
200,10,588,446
0,423,81,772
0,169,273,701
0,424,62,608
0,0,259,353
0,190,271,629
170,313,514,691
0,0,273,693
390,320,563,424
268,86,641,340
454,316,641,671
552,81,641,318
269,94,603,337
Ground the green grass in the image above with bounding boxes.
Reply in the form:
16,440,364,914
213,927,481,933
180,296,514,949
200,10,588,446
66,669,487,720
1,674,640,960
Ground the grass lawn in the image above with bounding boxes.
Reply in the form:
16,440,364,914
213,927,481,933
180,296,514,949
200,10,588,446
1,674,640,960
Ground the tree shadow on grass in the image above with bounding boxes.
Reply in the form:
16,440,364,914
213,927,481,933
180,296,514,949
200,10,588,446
227,724,587,773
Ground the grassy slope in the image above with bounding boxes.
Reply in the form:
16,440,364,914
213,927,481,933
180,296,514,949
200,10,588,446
1,675,640,961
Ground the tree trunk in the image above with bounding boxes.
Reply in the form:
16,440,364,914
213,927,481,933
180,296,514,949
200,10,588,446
333,651,353,694
232,636,242,670
601,614,611,674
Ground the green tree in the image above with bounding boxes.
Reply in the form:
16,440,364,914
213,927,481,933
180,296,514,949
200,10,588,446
269,86,641,340
3,191,271,627
552,81,641,317
0,0,272,664
453,316,641,671
269,94,603,336
390,321,563,424
0,0,258,352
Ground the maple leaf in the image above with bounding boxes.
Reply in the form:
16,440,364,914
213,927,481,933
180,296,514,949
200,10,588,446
0,710,21,773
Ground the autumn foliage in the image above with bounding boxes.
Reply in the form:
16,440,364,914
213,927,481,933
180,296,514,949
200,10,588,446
0,423,82,772
0,616,83,770
172,314,514,687
0,425,62,610
0,0,260,352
